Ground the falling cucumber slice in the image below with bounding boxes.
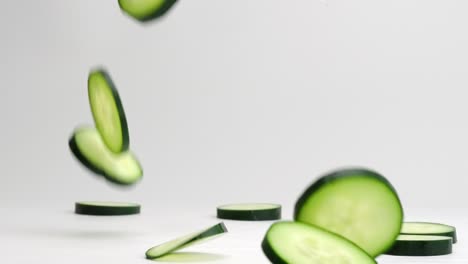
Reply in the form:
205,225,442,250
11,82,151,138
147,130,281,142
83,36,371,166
217,203,281,221
294,168,404,257
88,68,129,154
118,0,177,22
146,222,228,259
69,126,143,185
75,201,140,215
385,235,452,256
262,221,376,264
400,222,457,243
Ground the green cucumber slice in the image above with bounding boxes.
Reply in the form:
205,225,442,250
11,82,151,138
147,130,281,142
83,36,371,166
217,203,281,221
118,0,177,22
262,221,376,264
145,222,228,259
385,235,452,256
88,68,129,153
400,222,457,243
75,201,140,215
294,168,403,257
69,126,143,185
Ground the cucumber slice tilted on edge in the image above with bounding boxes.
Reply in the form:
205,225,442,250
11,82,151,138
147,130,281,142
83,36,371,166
217,203,281,221
69,126,143,185
401,222,457,243
385,235,452,256
75,201,140,216
88,68,129,153
294,168,404,257
146,222,228,259
118,0,177,22
262,221,376,264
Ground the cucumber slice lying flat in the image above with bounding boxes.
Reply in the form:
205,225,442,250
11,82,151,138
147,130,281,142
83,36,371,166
217,203,281,221
88,69,129,153
385,235,452,256
118,0,177,22
69,126,143,185
146,222,228,259
262,221,376,264
75,201,140,215
401,222,457,243
294,168,403,257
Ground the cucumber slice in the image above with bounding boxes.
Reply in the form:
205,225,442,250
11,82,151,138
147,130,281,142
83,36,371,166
262,221,376,264
145,222,228,259
88,69,129,153
385,235,452,256
217,203,281,221
401,222,457,243
69,126,143,185
294,168,403,257
118,0,177,22
75,201,140,215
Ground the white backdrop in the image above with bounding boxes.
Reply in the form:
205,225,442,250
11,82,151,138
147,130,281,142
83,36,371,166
2,0,468,212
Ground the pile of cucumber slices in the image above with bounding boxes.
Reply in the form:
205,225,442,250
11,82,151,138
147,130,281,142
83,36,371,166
262,168,458,263
65,1,460,263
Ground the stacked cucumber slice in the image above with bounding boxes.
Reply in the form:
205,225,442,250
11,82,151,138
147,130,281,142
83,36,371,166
69,68,143,186
384,222,457,256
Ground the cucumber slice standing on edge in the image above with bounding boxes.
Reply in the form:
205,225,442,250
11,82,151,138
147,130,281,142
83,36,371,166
294,168,404,257
262,221,376,264
88,68,129,153
217,203,281,221
400,222,457,243
385,235,452,256
69,126,143,185
146,222,228,259
75,201,140,215
118,0,177,22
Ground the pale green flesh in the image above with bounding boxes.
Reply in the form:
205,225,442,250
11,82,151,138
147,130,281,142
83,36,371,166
396,235,452,241
296,177,402,257
401,222,455,234
267,222,375,264
88,72,123,153
74,127,141,184
146,225,226,259
77,201,139,207
119,0,166,19
218,203,280,211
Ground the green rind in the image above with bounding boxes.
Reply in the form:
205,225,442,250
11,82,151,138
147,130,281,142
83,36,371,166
146,222,228,259
68,127,143,186
261,233,288,264
261,221,377,264
385,236,452,256
69,135,105,176
74,202,140,216
217,204,281,221
88,68,129,153
400,222,457,244
118,0,178,22
293,167,404,257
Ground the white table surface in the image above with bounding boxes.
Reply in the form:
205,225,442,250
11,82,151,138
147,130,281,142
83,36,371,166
2,204,466,263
